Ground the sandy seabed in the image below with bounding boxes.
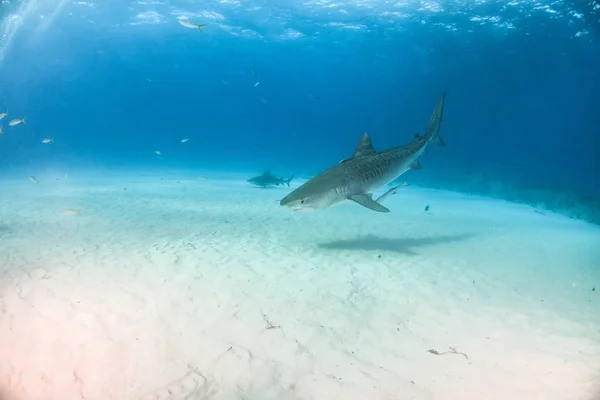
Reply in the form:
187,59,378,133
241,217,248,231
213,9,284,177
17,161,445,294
0,171,599,400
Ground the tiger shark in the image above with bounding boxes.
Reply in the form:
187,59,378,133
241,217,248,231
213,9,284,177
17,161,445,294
279,92,446,213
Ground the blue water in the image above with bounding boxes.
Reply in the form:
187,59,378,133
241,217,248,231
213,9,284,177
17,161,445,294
2,3,600,397
0,0,598,217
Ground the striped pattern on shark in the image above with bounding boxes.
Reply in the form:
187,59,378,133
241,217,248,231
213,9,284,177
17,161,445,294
279,92,446,212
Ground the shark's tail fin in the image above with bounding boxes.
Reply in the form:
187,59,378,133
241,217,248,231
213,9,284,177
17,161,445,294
426,92,446,147
285,175,294,187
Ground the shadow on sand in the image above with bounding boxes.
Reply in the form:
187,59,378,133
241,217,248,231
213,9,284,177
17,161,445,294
0,224,10,235
318,233,475,255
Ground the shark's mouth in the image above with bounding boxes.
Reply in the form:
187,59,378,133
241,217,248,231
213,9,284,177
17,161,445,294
291,207,314,213
282,201,316,212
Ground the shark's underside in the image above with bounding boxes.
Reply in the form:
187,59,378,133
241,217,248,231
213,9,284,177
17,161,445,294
280,93,446,213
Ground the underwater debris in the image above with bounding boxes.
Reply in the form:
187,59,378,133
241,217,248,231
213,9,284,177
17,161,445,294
427,346,468,359
262,312,281,330
63,209,82,216
141,367,213,399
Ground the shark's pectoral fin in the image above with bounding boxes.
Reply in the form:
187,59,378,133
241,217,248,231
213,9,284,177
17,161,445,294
410,160,422,169
349,194,390,213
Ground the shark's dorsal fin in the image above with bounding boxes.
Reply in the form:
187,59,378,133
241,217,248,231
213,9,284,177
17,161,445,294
352,132,377,159
339,132,377,164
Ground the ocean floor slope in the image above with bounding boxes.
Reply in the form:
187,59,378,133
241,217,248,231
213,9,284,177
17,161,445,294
0,172,599,400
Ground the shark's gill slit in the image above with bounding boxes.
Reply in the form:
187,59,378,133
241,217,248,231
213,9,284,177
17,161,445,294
278,93,446,213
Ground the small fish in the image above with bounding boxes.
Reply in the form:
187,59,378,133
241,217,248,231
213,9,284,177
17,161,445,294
254,82,260,87
178,19,206,31
9,117,26,126
251,67,257,76
0,126,3,135
180,138,190,143
221,79,229,85
425,205,430,212
63,209,82,216
311,94,321,101
146,78,152,82
154,150,162,155
28,176,39,184
375,179,408,204
65,174,69,180
41,137,54,144
0,111,7,120
260,98,267,104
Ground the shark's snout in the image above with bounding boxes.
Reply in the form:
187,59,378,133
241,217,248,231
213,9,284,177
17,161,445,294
280,193,310,211
279,195,296,208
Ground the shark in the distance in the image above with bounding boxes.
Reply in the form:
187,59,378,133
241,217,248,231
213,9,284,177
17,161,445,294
248,171,294,188
279,93,446,213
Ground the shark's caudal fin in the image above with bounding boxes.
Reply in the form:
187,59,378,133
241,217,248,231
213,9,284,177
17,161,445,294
285,175,294,187
425,92,446,146
349,194,390,212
